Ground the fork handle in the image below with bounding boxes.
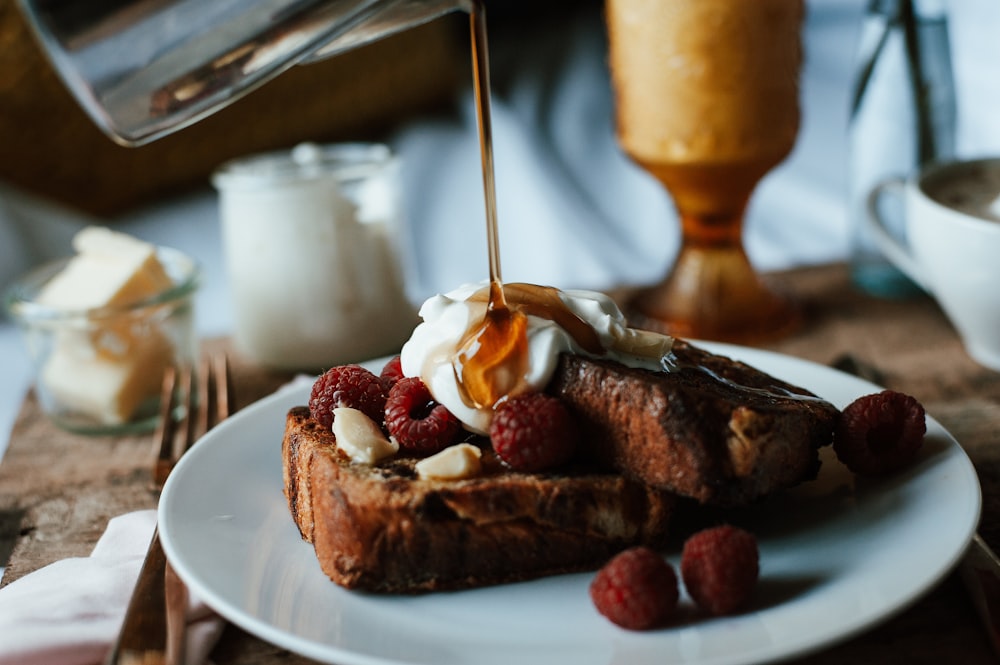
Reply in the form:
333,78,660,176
105,527,184,665
165,560,189,664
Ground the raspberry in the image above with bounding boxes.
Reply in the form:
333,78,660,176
680,525,759,616
385,377,461,454
489,393,577,472
834,390,926,476
380,355,404,389
309,365,388,430
590,547,678,630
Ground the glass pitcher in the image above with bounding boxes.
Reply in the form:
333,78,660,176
17,0,472,146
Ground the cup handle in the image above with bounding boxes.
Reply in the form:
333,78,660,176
864,176,930,291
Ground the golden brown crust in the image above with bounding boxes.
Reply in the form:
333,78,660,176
282,406,676,593
546,340,840,506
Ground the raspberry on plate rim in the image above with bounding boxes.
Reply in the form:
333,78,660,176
680,525,759,617
834,390,926,476
589,546,679,630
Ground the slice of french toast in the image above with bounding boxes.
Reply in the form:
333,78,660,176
547,340,840,506
282,406,676,593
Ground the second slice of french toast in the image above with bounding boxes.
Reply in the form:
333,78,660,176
547,340,840,506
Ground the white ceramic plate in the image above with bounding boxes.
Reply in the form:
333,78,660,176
159,343,981,665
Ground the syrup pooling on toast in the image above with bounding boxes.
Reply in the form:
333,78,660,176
662,344,830,403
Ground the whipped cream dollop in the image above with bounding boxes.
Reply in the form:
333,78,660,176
400,282,673,434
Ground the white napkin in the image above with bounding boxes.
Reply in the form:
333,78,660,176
0,510,224,665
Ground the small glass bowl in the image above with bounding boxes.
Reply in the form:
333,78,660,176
4,246,200,435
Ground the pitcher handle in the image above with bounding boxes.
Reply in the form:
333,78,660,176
864,177,930,291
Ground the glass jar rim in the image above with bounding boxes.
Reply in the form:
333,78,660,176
4,245,200,324
211,142,395,190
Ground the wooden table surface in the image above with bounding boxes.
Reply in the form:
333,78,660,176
1,262,997,663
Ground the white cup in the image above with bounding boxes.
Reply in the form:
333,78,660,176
866,157,1000,370
214,143,418,371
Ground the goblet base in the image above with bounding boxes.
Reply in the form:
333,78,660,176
624,246,801,344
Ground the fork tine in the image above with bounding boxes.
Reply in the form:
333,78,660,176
176,363,197,468
194,356,212,443
214,354,233,422
151,355,233,486
152,366,179,488
187,354,233,455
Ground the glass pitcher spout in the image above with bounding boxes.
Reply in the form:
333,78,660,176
17,0,472,146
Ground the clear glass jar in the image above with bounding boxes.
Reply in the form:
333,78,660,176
4,246,200,435
213,142,417,371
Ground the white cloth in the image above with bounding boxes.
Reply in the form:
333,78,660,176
0,511,223,665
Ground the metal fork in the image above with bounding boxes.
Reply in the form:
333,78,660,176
105,355,233,665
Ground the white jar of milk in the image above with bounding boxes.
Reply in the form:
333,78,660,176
213,143,417,371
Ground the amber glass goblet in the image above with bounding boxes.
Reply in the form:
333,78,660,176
607,0,804,342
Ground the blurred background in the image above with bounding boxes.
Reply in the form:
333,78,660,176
1,0,999,448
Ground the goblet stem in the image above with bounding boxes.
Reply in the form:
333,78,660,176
605,0,805,343
627,205,800,343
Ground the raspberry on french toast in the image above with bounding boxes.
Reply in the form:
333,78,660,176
547,340,839,506
282,406,675,593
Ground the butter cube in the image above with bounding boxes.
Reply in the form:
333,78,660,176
41,328,173,425
24,226,189,428
37,226,173,311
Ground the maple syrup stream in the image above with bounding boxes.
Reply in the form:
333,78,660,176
455,3,815,411
456,3,602,410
